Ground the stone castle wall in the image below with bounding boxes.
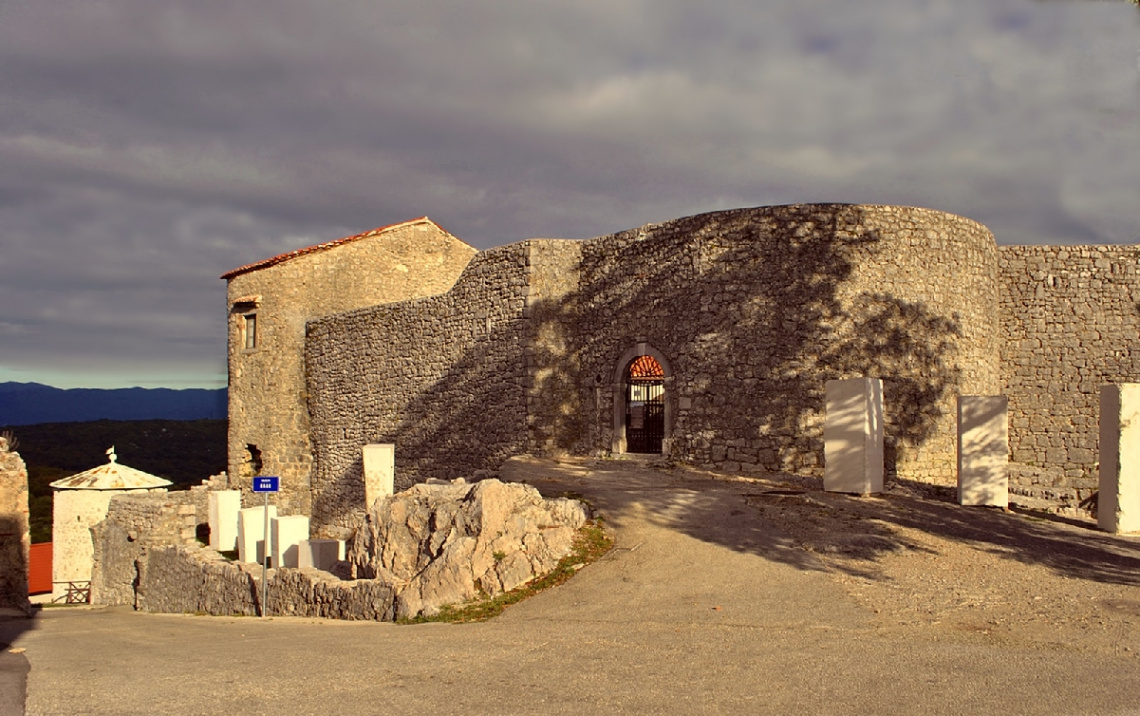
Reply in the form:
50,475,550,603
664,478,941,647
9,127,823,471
224,219,477,517
999,245,1140,512
305,204,1002,516
574,204,1001,483
236,203,1140,523
305,244,534,536
522,240,584,454
0,438,30,614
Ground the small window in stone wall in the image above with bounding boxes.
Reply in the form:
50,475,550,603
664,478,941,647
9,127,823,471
244,314,257,350
230,298,260,350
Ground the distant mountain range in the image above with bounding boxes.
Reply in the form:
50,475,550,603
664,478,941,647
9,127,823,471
0,382,227,426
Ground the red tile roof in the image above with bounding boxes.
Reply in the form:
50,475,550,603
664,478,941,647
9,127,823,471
221,216,443,280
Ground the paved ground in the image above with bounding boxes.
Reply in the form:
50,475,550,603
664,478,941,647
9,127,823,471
2,456,1140,715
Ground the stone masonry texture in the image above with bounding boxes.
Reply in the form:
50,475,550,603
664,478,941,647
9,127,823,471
999,245,1140,513
224,218,477,518
306,244,534,535
0,437,31,615
221,203,1140,533
304,205,1006,533
572,205,1001,484
90,488,209,607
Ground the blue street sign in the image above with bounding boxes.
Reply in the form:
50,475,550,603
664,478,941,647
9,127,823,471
252,476,280,493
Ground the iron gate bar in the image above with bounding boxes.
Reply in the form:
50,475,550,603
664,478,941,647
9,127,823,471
626,378,665,453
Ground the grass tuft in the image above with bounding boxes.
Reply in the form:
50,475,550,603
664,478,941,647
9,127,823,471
401,520,613,624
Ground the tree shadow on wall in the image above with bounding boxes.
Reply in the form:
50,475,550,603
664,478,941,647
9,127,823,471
818,294,963,474
553,204,968,476
316,204,986,568
505,457,1140,589
308,248,537,530
510,203,1011,582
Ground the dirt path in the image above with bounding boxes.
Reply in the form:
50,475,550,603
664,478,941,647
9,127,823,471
505,455,1140,657
6,455,1140,715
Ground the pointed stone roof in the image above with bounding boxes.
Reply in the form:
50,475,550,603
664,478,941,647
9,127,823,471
49,447,173,491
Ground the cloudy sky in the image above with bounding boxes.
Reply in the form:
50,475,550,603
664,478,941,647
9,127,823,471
1,0,1138,389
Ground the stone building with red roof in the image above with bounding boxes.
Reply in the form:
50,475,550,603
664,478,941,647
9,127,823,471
221,218,477,514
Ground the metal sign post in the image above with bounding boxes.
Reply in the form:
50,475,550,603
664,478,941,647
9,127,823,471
251,476,280,617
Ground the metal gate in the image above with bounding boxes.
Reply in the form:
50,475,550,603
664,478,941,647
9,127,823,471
626,380,664,453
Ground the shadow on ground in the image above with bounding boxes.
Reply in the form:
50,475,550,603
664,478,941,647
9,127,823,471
0,610,37,716
503,456,1140,587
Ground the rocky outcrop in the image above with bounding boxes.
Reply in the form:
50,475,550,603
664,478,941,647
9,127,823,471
350,478,589,619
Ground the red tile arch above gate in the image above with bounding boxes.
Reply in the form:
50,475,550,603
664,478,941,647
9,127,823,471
629,354,664,379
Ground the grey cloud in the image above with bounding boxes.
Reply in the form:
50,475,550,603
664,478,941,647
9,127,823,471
0,0,1137,386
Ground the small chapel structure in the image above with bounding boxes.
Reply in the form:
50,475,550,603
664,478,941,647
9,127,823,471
50,447,170,602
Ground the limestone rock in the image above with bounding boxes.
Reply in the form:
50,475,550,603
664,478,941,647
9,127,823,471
0,438,31,615
350,479,589,619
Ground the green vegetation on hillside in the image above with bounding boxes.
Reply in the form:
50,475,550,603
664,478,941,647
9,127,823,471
2,419,227,543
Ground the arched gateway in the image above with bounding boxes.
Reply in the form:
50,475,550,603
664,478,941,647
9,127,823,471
612,344,673,455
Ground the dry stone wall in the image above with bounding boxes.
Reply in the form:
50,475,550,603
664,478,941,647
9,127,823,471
999,245,1140,513
306,245,532,536
0,438,30,615
85,483,372,613
138,545,399,619
90,489,208,606
286,203,1140,522
139,546,262,616
576,205,1001,484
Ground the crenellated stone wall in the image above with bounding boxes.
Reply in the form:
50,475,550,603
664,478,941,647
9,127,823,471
999,245,1140,513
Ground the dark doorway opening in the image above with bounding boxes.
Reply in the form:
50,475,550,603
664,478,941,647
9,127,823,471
625,355,665,454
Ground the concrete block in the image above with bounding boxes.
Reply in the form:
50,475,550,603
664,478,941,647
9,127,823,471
824,378,884,494
957,396,1009,507
298,539,344,571
363,443,395,511
237,505,277,564
207,490,241,551
1099,384,1140,533
271,515,310,569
